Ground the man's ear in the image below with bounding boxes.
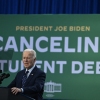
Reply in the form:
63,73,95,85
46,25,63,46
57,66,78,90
34,58,36,61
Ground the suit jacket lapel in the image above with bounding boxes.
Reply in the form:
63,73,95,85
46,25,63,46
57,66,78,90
19,69,25,87
25,66,37,86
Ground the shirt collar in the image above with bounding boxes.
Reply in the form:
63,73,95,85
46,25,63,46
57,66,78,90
26,64,35,73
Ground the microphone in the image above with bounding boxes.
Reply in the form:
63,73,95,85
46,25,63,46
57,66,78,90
1,73,10,80
0,73,6,81
0,73,10,81
0,73,6,78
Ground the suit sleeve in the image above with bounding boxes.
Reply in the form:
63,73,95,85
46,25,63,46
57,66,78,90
7,73,18,88
23,71,46,93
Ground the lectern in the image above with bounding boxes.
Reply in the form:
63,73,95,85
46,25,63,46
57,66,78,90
0,87,34,100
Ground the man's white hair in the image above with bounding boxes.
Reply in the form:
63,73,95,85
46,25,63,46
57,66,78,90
24,49,36,58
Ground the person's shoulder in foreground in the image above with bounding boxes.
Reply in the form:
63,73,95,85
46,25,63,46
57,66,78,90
8,49,46,100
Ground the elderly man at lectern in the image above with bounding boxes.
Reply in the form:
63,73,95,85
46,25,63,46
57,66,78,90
8,49,46,100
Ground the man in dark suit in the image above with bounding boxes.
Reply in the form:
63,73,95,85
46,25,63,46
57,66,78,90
8,49,46,100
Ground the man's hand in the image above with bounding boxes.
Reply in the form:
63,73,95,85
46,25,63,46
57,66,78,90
11,87,22,95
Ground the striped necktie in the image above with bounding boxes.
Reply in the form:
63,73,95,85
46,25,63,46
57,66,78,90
22,71,29,87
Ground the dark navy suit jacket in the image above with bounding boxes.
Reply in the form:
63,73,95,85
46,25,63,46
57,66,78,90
8,66,46,100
